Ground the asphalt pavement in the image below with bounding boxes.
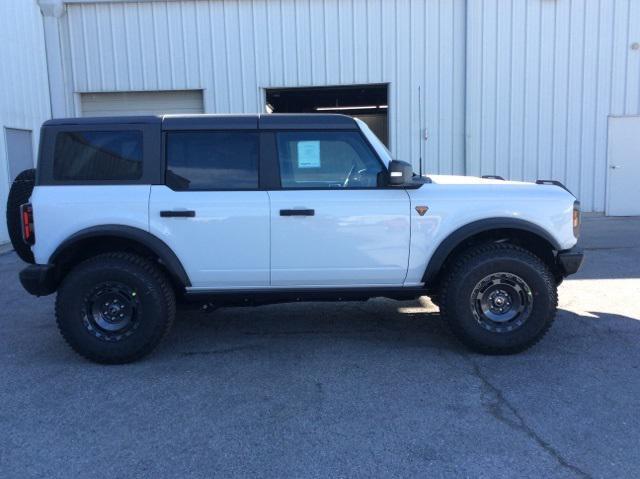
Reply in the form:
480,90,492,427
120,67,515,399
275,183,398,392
1,215,639,478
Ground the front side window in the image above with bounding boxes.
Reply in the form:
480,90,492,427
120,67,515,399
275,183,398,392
166,131,259,190
276,131,384,189
54,130,142,181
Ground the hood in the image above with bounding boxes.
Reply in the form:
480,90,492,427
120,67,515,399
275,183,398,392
426,174,529,186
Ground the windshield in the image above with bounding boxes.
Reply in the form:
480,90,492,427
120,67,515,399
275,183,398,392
354,118,392,167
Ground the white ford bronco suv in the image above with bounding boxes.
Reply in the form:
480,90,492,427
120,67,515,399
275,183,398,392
7,114,583,363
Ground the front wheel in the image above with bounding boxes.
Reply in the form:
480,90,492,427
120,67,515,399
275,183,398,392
439,243,557,355
55,253,176,364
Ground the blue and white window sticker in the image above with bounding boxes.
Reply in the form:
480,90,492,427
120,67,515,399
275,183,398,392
297,141,321,168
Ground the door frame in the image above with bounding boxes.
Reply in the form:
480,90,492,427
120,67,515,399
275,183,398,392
261,82,392,152
605,115,640,216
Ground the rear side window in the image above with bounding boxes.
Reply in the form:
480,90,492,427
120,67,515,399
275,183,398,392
53,131,143,181
165,131,259,190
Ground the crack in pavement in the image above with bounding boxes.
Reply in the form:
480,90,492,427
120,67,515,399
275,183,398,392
471,361,592,479
180,344,263,356
581,245,639,251
242,328,380,336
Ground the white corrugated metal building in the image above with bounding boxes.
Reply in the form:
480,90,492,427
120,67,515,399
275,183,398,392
0,1,51,244
1,0,639,244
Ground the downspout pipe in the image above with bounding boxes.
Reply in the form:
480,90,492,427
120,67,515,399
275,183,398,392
38,0,68,118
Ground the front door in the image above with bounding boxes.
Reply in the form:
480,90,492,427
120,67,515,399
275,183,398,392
269,130,411,287
607,116,640,216
149,130,269,289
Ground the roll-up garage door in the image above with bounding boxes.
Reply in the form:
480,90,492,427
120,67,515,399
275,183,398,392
80,91,204,117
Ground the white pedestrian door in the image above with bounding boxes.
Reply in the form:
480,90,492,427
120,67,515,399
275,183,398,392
607,116,640,216
5,128,33,181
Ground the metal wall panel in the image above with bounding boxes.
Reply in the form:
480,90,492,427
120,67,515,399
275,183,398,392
62,0,467,176
466,0,640,212
0,0,51,243
55,0,636,211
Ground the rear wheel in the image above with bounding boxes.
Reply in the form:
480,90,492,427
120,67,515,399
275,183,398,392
6,168,36,263
439,243,557,354
56,253,176,364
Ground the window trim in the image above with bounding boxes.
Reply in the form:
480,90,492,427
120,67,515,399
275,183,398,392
162,129,263,192
37,123,162,186
271,129,390,191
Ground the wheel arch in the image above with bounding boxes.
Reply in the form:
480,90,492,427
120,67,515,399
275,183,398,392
422,218,561,288
49,225,191,289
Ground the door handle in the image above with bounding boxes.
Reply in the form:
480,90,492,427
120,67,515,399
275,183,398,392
160,210,196,218
280,209,315,216
610,165,622,169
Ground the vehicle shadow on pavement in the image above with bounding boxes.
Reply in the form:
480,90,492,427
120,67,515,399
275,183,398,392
167,297,458,357
163,299,640,361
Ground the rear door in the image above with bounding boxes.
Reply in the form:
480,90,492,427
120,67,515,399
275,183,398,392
149,124,270,289
267,130,411,286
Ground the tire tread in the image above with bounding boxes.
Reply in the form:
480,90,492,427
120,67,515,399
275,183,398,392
55,252,175,364
439,242,558,355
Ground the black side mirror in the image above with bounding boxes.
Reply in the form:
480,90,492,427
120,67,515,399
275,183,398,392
388,160,414,186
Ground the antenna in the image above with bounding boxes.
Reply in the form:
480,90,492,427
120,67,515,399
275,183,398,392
418,86,423,177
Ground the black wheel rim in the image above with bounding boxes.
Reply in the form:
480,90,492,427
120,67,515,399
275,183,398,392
82,282,140,342
470,272,533,333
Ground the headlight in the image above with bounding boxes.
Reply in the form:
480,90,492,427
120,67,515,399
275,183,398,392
573,201,581,239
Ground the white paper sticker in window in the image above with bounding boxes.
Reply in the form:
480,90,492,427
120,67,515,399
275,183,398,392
297,141,321,168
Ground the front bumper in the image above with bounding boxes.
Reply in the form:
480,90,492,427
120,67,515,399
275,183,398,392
557,247,584,277
19,264,57,296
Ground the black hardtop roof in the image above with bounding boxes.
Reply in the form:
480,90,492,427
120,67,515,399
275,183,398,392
43,116,161,126
43,113,358,130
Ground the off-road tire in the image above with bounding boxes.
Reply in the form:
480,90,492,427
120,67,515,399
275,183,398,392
6,168,36,263
439,243,557,355
55,252,176,364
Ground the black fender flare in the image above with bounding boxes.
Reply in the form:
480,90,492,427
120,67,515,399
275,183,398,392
49,225,191,287
422,218,561,286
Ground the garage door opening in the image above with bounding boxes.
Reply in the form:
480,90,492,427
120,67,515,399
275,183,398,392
80,90,204,117
265,84,389,146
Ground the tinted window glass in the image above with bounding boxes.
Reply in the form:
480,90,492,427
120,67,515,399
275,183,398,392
166,131,259,190
54,131,142,181
276,131,383,189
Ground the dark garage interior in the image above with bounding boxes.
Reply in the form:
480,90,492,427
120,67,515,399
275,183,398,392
265,84,389,146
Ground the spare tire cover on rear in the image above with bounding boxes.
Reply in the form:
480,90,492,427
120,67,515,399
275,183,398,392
6,168,36,263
